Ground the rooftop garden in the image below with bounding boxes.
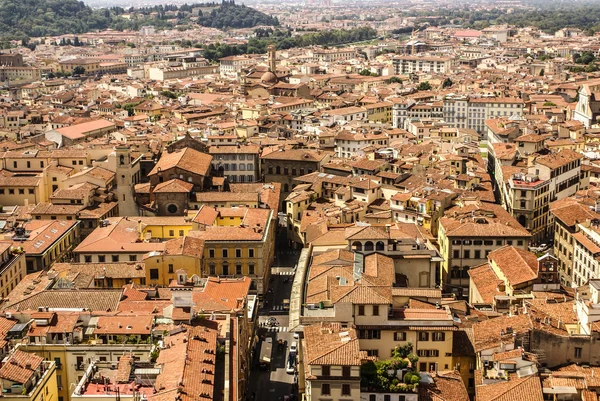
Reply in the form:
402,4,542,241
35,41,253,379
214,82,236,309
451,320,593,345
360,343,421,393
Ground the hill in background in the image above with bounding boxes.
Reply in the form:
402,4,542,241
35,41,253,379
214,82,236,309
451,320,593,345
197,1,279,29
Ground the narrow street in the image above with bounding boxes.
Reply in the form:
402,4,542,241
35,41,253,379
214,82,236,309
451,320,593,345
247,233,300,401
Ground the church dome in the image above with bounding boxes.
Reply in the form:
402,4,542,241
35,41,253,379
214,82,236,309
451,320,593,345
261,71,278,84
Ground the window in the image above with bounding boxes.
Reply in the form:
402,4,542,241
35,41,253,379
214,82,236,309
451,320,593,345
150,269,159,279
84,255,92,263
358,329,380,339
341,384,351,396
358,305,365,315
394,332,406,341
98,255,105,263
322,366,330,376
432,332,445,341
369,395,376,401
236,265,242,275
372,305,379,316
169,230,174,236
112,255,119,262
8,189,13,194
13,161,17,168
222,249,228,258
384,395,391,401
342,366,351,377
474,250,481,259
453,250,460,259
28,189,34,194
27,161,31,168
54,357,62,369
321,384,330,396
168,264,174,273
72,160,77,166
575,347,582,358
209,265,216,275
464,250,470,259
248,265,255,275
129,255,137,262
223,264,229,275
18,189,24,194
419,332,429,341
209,249,215,258
236,249,242,258
248,249,255,258
366,350,378,357
179,230,184,236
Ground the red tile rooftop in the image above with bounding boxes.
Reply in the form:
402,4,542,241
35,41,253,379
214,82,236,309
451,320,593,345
83,383,154,397
511,179,545,187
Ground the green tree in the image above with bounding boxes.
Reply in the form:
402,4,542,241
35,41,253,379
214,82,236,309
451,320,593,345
442,77,453,88
417,81,432,91
72,66,85,75
386,76,402,84
359,69,372,76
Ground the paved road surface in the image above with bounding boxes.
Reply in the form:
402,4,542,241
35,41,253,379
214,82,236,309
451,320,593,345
248,263,299,401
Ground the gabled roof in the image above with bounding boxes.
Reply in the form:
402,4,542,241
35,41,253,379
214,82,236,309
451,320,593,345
476,374,543,401
489,246,538,286
149,148,212,177
0,350,43,384
303,323,363,366
153,179,194,193
192,277,251,312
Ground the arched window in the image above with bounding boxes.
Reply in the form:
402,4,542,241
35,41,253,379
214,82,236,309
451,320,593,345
376,241,385,251
119,155,125,165
352,242,362,251
365,241,374,251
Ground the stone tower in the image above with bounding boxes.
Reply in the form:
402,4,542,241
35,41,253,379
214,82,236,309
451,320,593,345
267,44,276,73
114,145,141,216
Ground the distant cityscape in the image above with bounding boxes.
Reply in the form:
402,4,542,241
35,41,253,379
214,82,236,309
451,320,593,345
1,1,600,401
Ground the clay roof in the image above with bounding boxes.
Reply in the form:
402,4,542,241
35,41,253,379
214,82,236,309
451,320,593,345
468,264,504,304
163,236,204,258
419,371,470,401
440,203,530,238
535,149,583,170
153,179,194,193
4,289,123,312
0,350,43,384
149,148,212,177
472,314,533,352
55,119,115,140
192,277,251,312
475,374,543,401
489,246,538,285
303,323,363,366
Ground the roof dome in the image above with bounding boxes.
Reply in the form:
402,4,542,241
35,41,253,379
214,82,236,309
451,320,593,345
261,71,278,84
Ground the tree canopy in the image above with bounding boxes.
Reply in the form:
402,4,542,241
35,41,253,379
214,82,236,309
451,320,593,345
0,0,176,40
202,27,377,61
197,1,279,29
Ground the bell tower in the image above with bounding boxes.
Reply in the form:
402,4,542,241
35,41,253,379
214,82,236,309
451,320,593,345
267,44,276,72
